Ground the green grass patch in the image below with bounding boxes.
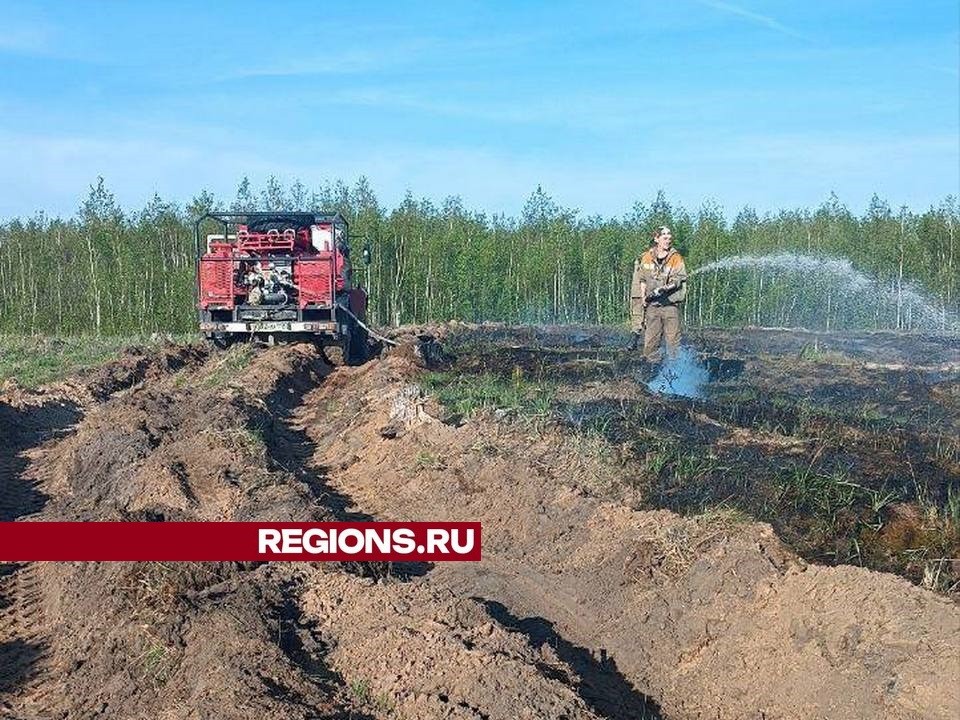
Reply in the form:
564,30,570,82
213,424,267,461
635,436,725,489
202,344,255,387
348,677,394,713
422,369,555,417
139,641,177,687
0,334,191,388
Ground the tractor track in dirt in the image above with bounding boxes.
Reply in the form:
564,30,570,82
0,392,82,711
0,563,45,710
0,488,40,697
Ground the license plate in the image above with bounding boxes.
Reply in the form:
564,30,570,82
249,321,292,332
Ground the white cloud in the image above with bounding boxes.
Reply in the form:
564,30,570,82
695,0,811,42
219,30,544,82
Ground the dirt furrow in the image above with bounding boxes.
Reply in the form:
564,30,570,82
0,345,361,719
3,335,956,718
255,351,616,718
2,343,611,719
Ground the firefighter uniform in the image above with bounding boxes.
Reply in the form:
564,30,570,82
633,248,687,361
630,258,646,333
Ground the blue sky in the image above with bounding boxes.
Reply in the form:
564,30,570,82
1,0,957,219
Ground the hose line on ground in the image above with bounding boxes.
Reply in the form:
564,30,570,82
339,305,399,346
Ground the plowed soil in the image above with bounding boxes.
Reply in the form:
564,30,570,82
1,326,958,719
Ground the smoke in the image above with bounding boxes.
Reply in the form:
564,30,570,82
646,346,710,399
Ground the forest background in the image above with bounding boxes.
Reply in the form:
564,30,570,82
0,176,956,335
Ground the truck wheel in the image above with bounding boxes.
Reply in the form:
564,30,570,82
211,333,233,350
347,319,369,365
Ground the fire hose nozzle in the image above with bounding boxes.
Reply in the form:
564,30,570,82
645,284,675,302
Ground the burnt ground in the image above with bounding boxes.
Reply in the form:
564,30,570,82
0,325,958,719
432,324,960,592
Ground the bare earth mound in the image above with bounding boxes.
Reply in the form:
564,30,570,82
1,342,604,719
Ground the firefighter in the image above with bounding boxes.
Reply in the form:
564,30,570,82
630,225,687,361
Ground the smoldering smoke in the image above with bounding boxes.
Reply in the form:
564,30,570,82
646,346,710,399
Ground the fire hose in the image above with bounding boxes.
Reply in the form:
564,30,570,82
338,305,399,346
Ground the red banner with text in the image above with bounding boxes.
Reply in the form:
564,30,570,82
0,522,481,561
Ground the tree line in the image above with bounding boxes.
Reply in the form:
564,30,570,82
0,176,956,336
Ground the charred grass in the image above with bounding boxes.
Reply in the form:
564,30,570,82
601,396,958,592
431,328,960,594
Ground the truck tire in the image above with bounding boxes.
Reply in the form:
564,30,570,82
346,317,369,365
211,332,234,350
333,307,368,366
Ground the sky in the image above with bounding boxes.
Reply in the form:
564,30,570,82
0,0,957,219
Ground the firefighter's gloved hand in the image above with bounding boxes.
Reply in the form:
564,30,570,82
645,286,667,302
648,283,678,301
